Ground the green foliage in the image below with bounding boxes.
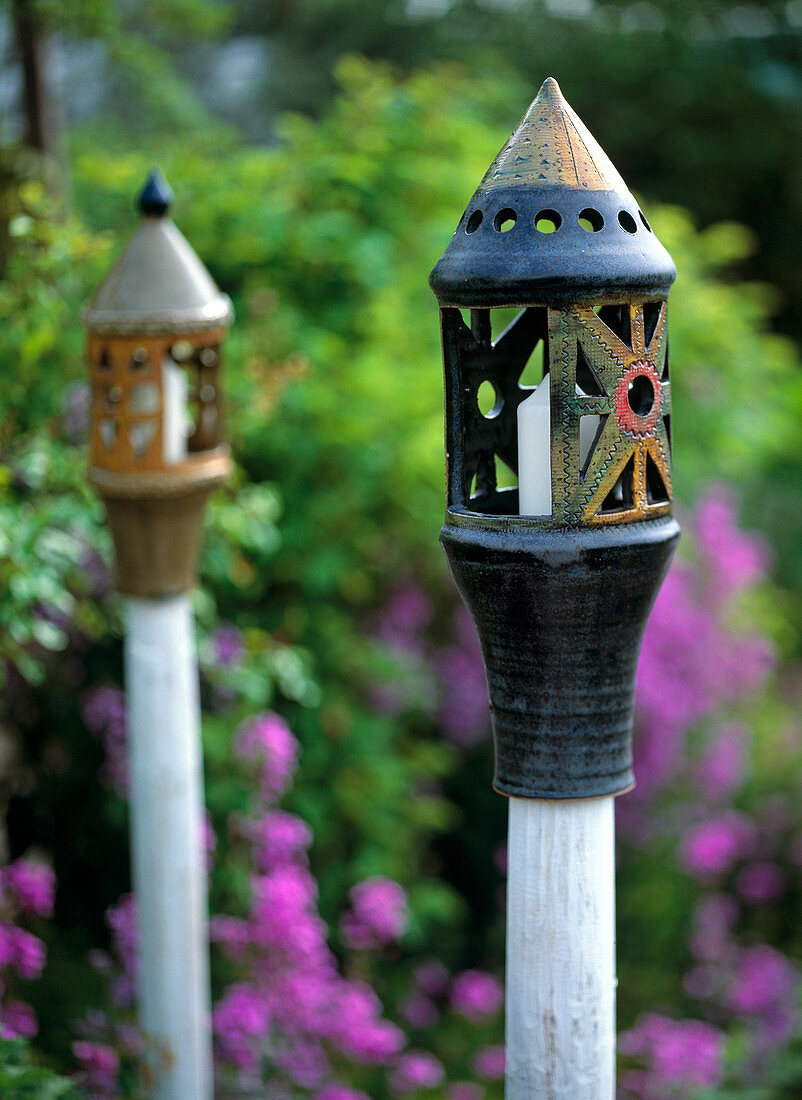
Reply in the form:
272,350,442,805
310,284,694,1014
0,1040,82,1099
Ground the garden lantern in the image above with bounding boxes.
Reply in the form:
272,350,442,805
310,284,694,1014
82,170,229,1100
84,169,232,598
430,79,681,1096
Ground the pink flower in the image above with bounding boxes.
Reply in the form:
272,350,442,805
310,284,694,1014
680,814,757,879
212,984,270,1070
249,810,312,870
1,998,37,1038
472,1045,505,1079
82,685,128,795
341,877,408,950
105,894,138,1005
620,1014,724,1090
450,969,504,1020
235,712,300,800
327,981,405,1063
728,945,796,1016
736,862,784,904
2,861,55,918
2,927,46,979
389,1051,445,1092
72,1041,120,1098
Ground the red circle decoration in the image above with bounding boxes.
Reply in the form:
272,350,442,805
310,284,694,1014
613,360,661,437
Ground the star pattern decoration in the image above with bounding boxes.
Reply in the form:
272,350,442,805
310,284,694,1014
548,300,672,524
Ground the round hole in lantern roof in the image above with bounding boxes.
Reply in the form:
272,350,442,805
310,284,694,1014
494,208,517,233
578,209,604,233
618,211,637,234
535,210,562,234
466,210,483,234
639,211,652,232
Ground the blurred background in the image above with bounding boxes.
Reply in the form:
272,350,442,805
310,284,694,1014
1,1,802,1096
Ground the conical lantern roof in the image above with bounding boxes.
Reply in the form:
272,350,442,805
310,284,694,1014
83,171,233,336
430,78,675,307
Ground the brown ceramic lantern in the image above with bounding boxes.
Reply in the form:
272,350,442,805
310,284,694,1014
83,171,233,598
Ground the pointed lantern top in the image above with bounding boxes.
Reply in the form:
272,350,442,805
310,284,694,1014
430,78,675,307
83,171,233,337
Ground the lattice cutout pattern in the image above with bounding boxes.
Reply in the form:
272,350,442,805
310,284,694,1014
442,300,671,525
89,331,225,474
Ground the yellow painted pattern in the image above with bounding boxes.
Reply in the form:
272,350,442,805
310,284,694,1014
483,78,628,193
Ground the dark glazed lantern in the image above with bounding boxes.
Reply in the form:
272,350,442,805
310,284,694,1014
430,79,681,799
83,171,233,599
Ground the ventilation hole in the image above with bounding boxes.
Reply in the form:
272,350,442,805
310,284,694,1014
643,301,661,347
618,210,637,234
628,376,655,416
495,454,518,490
494,208,517,233
105,385,123,408
99,419,117,450
458,308,471,330
99,349,113,371
639,211,652,232
599,454,635,513
575,344,605,396
466,210,483,234
535,209,561,233
664,413,672,457
646,452,670,504
130,347,148,369
477,380,502,418
519,341,545,388
199,348,218,368
170,340,194,362
597,304,632,348
661,346,670,382
578,208,604,232
579,414,607,482
469,451,496,500
129,420,158,457
129,383,160,414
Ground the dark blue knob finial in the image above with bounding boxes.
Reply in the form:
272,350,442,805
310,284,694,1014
138,169,173,216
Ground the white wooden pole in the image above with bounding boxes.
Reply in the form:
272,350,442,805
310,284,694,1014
505,795,616,1099
125,595,213,1100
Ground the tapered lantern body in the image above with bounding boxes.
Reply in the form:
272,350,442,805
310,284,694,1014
431,78,680,800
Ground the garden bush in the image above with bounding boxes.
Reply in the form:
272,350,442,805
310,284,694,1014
0,57,801,1098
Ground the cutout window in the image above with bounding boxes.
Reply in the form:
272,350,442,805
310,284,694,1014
646,452,670,504
579,414,607,482
575,344,605,396
599,454,635,514
477,380,502,419
618,210,637,234
643,301,661,347
596,304,631,348
519,340,545,389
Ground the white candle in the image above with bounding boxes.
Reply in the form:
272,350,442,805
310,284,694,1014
517,372,552,516
162,359,189,464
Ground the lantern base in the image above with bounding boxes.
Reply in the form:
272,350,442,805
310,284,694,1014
90,448,232,598
440,512,680,799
